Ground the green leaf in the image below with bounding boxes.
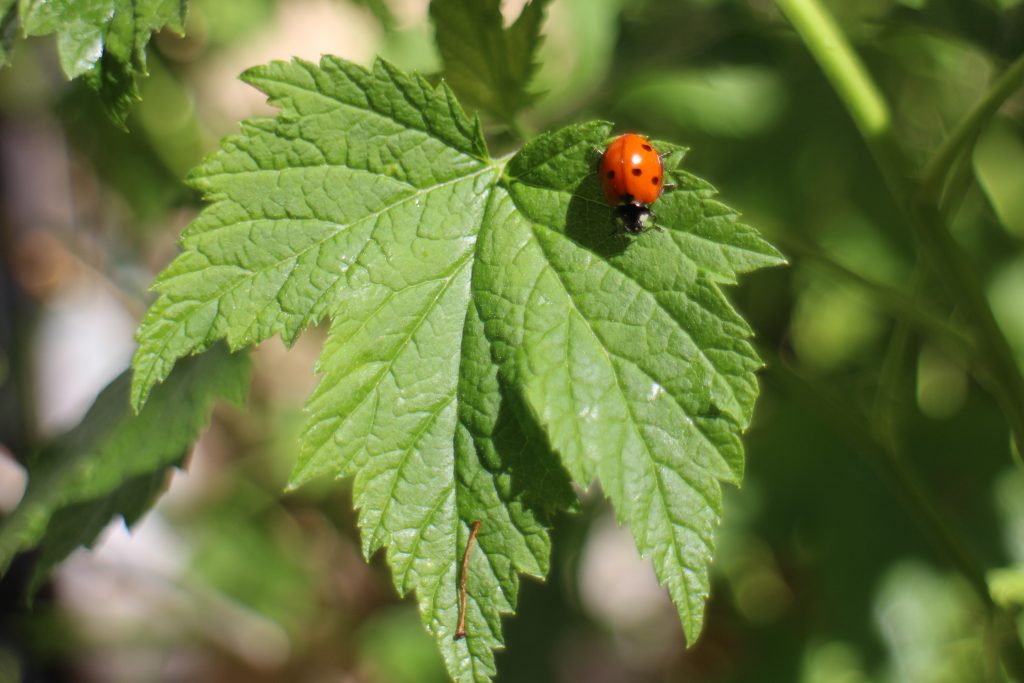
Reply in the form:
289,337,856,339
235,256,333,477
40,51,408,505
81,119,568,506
988,566,1024,608
17,0,187,126
129,55,782,681
477,121,784,642
131,56,489,411
349,0,397,33
0,344,249,586
430,0,549,123
0,0,16,67
27,468,171,594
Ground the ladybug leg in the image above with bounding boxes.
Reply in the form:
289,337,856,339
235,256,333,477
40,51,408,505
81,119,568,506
658,150,681,191
660,165,677,189
660,171,677,193
645,210,664,233
658,150,680,163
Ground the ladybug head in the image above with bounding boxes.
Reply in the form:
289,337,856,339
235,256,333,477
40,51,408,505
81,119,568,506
615,199,653,234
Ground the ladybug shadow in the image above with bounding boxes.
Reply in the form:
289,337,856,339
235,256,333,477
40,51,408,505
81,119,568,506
562,175,631,259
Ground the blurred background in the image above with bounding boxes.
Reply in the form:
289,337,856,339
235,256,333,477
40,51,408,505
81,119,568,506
1,0,1023,681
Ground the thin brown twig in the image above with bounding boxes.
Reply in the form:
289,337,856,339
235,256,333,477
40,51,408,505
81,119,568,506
454,520,481,640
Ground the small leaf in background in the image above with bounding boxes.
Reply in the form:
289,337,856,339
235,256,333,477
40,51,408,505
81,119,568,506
987,257,1024,364
191,0,275,47
530,0,622,119
349,0,397,34
0,0,15,67
874,562,987,681
184,488,317,638
988,566,1024,608
25,468,171,595
430,0,549,124
613,66,788,139
974,118,1024,239
0,344,249,589
127,54,780,682
16,0,187,126
358,607,449,683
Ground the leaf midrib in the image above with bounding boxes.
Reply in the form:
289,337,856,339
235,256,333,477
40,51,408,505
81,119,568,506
308,253,473,472
182,161,493,251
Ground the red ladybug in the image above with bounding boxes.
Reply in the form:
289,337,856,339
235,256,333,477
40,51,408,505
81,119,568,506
599,133,666,234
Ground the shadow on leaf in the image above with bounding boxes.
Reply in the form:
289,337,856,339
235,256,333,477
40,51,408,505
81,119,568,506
563,174,630,259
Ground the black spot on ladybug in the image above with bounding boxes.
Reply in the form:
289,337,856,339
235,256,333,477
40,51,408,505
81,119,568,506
642,144,652,151
652,176,660,185
631,168,642,176
606,170,615,179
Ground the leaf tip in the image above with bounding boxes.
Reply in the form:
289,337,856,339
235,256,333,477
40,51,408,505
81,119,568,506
238,62,274,87
284,461,320,492
681,610,706,649
758,238,788,267
129,371,153,415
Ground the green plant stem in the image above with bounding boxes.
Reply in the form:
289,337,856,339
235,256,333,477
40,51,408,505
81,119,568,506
921,52,1024,204
937,132,980,221
913,200,1024,461
870,267,926,446
776,0,891,144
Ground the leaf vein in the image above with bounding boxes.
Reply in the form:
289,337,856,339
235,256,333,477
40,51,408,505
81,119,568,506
248,65,483,162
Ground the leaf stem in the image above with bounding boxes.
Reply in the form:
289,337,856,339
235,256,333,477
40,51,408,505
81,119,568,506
776,0,891,143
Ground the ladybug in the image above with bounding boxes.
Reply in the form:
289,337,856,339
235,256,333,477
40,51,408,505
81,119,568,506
599,133,666,234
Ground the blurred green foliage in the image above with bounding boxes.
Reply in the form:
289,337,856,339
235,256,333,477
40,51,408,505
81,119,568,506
1,0,1023,682
10,0,187,126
